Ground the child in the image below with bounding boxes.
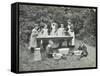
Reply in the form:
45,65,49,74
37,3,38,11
57,24,65,36
50,22,58,36
28,25,38,53
46,40,59,58
41,23,48,36
67,19,75,46
78,41,88,58
46,40,54,58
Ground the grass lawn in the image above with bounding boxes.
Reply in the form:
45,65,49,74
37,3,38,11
19,39,96,71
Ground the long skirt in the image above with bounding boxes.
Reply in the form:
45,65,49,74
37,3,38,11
69,31,75,46
71,32,75,46
29,36,37,48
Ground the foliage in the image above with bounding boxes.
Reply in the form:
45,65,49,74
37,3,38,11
19,5,96,46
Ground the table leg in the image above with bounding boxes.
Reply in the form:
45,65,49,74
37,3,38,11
67,40,69,47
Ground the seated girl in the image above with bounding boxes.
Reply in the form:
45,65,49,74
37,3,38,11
46,40,59,58
78,41,88,58
73,41,88,60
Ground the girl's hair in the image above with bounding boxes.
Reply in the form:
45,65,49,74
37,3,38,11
67,19,72,23
33,24,38,28
43,23,47,28
79,41,84,45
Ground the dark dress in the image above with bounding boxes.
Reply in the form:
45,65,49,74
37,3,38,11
78,44,88,58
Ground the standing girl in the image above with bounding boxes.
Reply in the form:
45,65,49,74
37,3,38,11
29,24,38,53
41,23,48,36
67,19,75,46
50,22,58,36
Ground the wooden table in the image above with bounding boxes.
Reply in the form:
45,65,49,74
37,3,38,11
37,36,73,47
37,36,73,40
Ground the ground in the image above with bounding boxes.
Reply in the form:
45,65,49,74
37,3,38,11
19,39,96,71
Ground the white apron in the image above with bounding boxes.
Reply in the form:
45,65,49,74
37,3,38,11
68,29,75,46
29,29,38,48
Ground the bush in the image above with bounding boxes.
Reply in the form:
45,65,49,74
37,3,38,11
19,5,96,46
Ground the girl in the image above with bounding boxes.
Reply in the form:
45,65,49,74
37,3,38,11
50,22,58,36
28,25,38,53
57,24,65,36
67,19,75,46
78,41,88,58
41,23,48,36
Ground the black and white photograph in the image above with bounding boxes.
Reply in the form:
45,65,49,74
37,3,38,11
11,2,97,72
